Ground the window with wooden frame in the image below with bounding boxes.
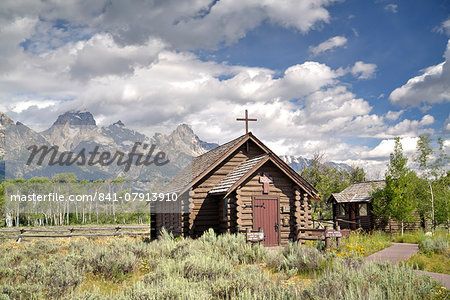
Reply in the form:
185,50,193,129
359,203,368,216
338,204,347,216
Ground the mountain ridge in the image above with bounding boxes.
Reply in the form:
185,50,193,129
0,111,352,180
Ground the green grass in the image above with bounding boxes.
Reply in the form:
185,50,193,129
405,253,450,275
0,229,447,299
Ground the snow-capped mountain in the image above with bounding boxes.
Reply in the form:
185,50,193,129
0,111,219,180
280,155,352,173
0,110,351,181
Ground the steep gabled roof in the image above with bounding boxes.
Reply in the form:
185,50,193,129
164,132,319,198
328,180,385,203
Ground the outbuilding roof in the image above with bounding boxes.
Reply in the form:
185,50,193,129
329,180,385,203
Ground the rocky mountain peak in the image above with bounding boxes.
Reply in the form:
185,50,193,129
53,111,96,126
113,120,125,127
174,124,194,136
0,112,14,127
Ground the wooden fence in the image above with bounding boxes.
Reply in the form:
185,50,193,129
297,218,354,249
0,225,151,242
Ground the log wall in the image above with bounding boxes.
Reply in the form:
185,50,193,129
233,161,312,245
188,142,265,237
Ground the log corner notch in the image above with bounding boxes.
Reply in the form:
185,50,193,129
295,188,313,242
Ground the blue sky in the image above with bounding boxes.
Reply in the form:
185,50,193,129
0,0,449,177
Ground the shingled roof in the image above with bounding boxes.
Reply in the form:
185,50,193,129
329,180,385,203
209,154,268,195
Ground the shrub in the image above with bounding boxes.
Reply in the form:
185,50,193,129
419,237,448,255
89,247,138,282
122,278,211,300
304,260,440,300
266,242,326,274
197,229,267,264
44,256,83,298
183,255,234,281
0,283,44,299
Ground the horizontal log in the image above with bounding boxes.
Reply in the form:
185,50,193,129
297,237,324,241
3,232,151,239
0,226,152,233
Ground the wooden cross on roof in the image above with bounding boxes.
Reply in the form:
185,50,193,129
236,109,257,134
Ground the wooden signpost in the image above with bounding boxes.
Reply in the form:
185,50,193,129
247,232,264,242
325,230,343,238
246,228,264,244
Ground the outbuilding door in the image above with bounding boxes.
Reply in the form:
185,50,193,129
254,197,279,245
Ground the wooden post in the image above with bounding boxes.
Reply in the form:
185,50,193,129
324,226,330,250
16,228,25,243
336,224,341,248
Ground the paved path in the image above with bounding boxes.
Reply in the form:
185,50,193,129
364,242,450,289
365,243,418,263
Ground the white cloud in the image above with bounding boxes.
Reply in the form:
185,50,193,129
361,137,418,159
2,0,334,51
10,99,59,113
68,34,165,80
444,114,450,134
0,0,440,177
383,115,434,138
351,61,377,79
434,18,450,36
390,39,450,107
385,110,404,121
384,4,398,13
309,36,347,56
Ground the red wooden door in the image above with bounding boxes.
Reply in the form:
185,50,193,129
254,198,278,245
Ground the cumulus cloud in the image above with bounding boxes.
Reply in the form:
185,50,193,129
2,0,335,51
383,115,434,138
385,110,404,121
309,36,347,56
68,34,165,80
389,39,450,107
0,0,440,176
351,61,377,79
361,137,418,159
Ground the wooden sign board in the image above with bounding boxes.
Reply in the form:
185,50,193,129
281,206,290,213
325,230,343,238
247,232,264,242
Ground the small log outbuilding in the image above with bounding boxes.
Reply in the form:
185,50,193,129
328,181,422,232
156,132,320,245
